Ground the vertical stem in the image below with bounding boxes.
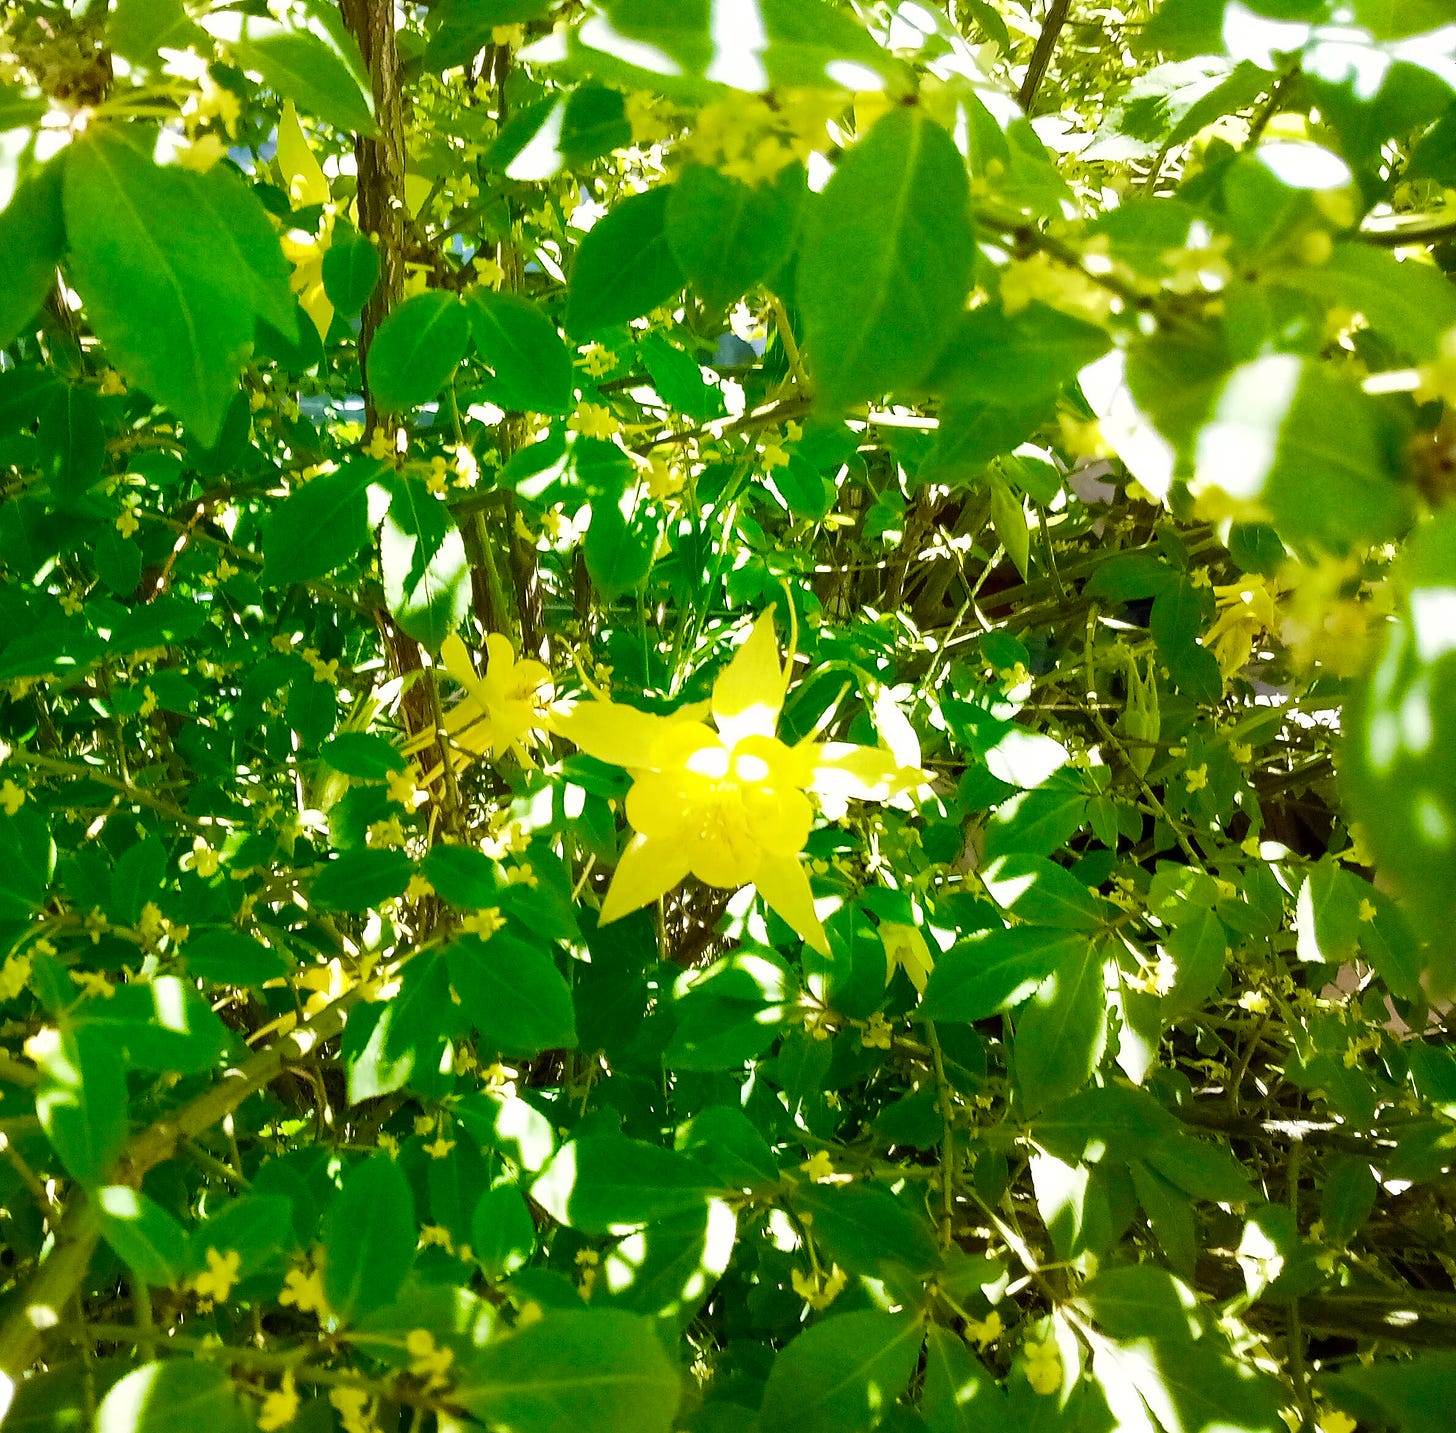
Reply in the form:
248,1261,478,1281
1017,0,1073,113
927,1023,957,1252
339,0,406,421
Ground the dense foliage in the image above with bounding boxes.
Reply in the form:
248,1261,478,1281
3,0,1456,1429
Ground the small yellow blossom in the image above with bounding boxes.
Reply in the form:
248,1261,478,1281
491,23,524,47
83,908,108,944
861,1012,893,1050
880,922,935,993
414,1114,436,1137
367,817,407,848
965,1310,1003,1349
59,591,84,616
800,1150,836,1183
1024,1338,1062,1396
192,1248,242,1303
115,508,141,539
0,779,26,815
191,842,221,878
70,969,115,999
791,1263,847,1309
460,908,505,939
137,686,158,719
581,344,617,378
760,441,789,471
405,1328,455,1386
1231,743,1252,765
257,1373,300,1432
387,768,424,810
377,1131,400,1156
419,1224,454,1254
451,444,480,489
424,1135,456,1160
572,402,621,440
474,253,505,288
1239,989,1270,1014
279,1263,327,1315
98,368,126,396
404,874,435,901
426,455,449,496
1358,898,1377,923
177,132,227,173
271,633,297,654
366,428,397,461
1317,1412,1357,1433
1205,576,1280,679
1185,764,1209,793
329,1387,377,1433
0,954,32,1002
216,558,239,583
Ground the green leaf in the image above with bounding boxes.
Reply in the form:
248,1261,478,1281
1161,907,1228,1017
323,1156,416,1322
321,225,380,317
381,479,471,648
551,0,897,101
1324,1352,1456,1433
600,1201,736,1332
183,930,290,987
927,302,1111,407
62,133,271,446
921,1323,1004,1433
531,1134,719,1234
759,1311,924,1433
344,948,452,1101
75,977,229,1073
108,837,166,925
424,845,502,906
262,458,384,586
110,0,206,65
1190,357,1410,552
981,854,1107,930
1295,859,1361,965
447,932,578,1057
0,160,64,349
1150,577,1221,703
201,11,374,135
1343,511,1456,932
0,806,54,920
566,186,683,335
467,290,574,415
458,1309,681,1433
921,926,1085,1022
799,107,975,411
97,1363,252,1433
322,732,407,779
311,849,414,912
585,490,655,600
367,291,471,412
983,785,1088,861
1077,1265,1199,1342
426,0,552,70
96,1185,189,1287
39,384,104,507
917,398,1053,488
1014,941,1108,1110
472,1185,537,1279
1097,1338,1284,1433
665,163,803,310
34,1025,129,1186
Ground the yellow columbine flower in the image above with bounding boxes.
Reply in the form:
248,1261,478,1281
439,633,553,767
552,611,923,955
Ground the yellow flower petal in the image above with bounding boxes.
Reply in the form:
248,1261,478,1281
712,610,789,747
752,851,829,955
442,633,485,696
551,699,686,769
599,834,693,924
276,100,330,208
